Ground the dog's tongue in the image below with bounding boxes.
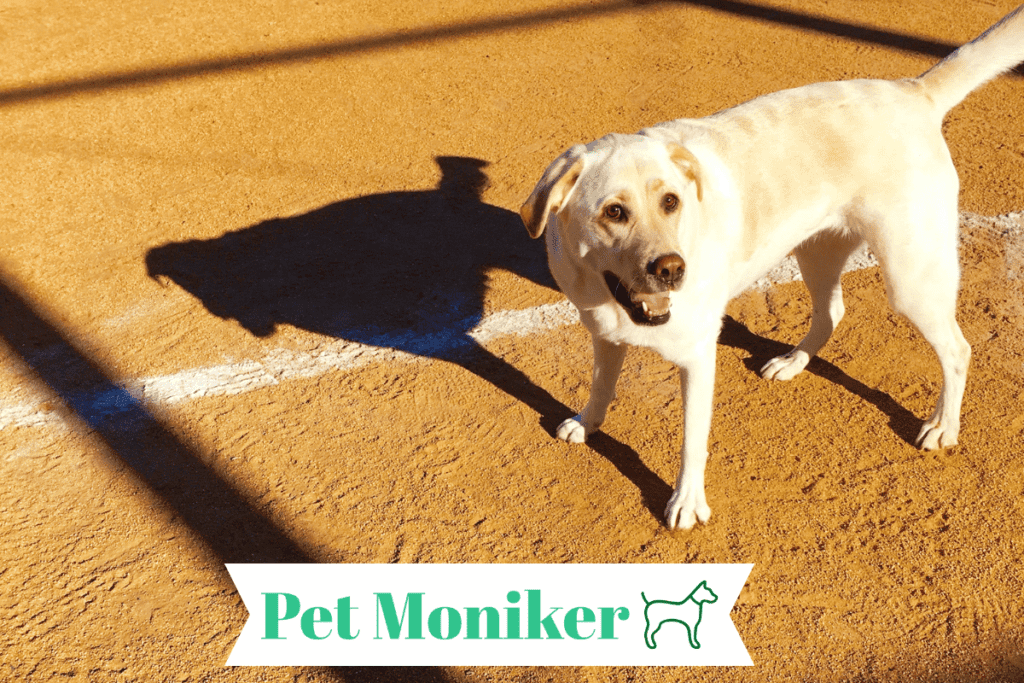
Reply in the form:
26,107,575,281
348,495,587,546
630,291,671,318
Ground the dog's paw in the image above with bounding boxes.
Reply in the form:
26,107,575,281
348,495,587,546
915,419,959,450
760,350,810,381
664,486,711,531
555,415,589,443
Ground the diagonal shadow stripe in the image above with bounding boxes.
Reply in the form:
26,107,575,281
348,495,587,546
675,0,961,59
3,0,1015,108
0,277,469,683
0,1,649,106
0,265,316,566
0,269,464,681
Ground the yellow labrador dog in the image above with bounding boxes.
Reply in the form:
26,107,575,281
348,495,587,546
521,6,1024,530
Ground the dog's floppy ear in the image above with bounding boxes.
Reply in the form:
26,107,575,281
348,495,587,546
668,143,703,202
519,145,585,239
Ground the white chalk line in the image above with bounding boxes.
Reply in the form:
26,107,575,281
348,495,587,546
2,212,1021,432
0,300,582,431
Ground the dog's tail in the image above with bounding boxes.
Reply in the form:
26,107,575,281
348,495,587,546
916,4,1024,115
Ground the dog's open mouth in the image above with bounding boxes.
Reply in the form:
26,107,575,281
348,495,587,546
603,271,672,326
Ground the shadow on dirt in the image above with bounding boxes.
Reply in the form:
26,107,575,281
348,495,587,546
0,268,315,567
147,156,551,345
145,156,676,521
5,0,1019,108
718,315,923,446
142,159,925,534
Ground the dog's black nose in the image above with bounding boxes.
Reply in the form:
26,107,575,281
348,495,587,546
648,253,685,286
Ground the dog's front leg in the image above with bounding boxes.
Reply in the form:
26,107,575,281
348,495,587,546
556,335,627,443
665,344,716,530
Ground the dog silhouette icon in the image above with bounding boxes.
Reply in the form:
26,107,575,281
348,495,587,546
641,581,719,650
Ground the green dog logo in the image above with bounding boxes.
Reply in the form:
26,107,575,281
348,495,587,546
641,581,718,650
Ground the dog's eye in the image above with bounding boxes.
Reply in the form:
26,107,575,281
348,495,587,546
604,204,626,221
662,193,680,213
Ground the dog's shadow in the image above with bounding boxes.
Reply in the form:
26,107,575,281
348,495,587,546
145,156,679,520
147,157,552,349
718,316,923,446
143,165,923,528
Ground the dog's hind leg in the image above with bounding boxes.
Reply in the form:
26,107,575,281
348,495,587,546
907,308,970,450
870,206,970,450
556,335,627,442
761,230,864,381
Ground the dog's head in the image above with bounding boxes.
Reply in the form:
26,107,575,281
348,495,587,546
520,134,704,326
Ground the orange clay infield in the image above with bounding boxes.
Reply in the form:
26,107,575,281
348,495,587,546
2,1,1023,681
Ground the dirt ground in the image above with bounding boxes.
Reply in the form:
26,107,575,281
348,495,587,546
1,0,1023,681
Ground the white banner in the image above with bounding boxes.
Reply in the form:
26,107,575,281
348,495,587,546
225,563,752,666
